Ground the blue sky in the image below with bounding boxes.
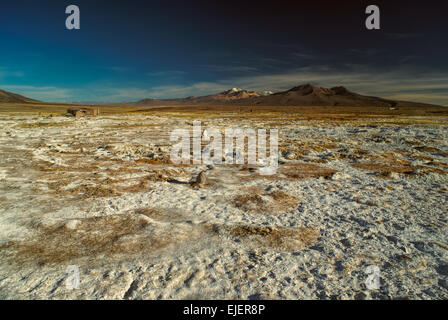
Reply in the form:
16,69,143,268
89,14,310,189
1,0,447,105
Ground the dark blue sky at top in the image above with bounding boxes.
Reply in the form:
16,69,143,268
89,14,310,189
1,0,447,104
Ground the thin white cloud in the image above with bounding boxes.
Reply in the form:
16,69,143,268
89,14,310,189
147,82,228,98
1,85,73,101
147,70,186,77
201,65,259,73
292,52,316,60
0,68,24,79
95,88,155,101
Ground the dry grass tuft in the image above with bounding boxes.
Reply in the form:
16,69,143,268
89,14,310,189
145,167,189,183
229,225,319,251
40,165,186,200
234,194,267,211
15,121,72,129
414,146,440,153
351,163,416,177
65,184,121,198
135,158,172,165
280,163,338,180
2,211,200,266
233,188,299,214
351,162,448,177
3,214,155,265
270,190,299,205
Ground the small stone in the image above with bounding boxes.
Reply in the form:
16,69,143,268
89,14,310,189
332,172,350,180
64,219,81,230
389,172,400,179
283,151,295,160
190,170,207,188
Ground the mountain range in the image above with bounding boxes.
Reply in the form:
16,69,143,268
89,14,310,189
0,85,441,107
124,84,436,108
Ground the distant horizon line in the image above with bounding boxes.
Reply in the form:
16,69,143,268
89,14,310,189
1,83,448,107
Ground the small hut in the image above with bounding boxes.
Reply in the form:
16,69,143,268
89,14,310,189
67,107,100,117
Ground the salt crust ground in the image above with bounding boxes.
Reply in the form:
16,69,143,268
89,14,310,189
0,113,447,299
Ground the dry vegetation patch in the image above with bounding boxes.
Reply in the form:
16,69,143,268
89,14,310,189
229,225,319,251
351,163,416,177
234,194,266,211
15,121,73,129
280,163,338,180
362,152,411,166
414,146,441,153
2,211,204,266
351,162,448,177
233,187,299,214
2,214,155,265
64,184,121,198
135,158,171,165
45,174,159,199
38,162,186,200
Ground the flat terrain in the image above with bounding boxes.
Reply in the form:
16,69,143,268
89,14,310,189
0,105,447,299
1,101,448,117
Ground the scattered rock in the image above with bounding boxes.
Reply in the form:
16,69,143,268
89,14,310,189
190,171,207,188
389,172,401,179
283,151,296,160
332,172,351,180
64,220,81,230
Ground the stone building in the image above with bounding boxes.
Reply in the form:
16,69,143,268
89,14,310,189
67,107,100,117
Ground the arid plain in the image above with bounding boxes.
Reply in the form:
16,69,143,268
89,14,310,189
0,104,447,299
